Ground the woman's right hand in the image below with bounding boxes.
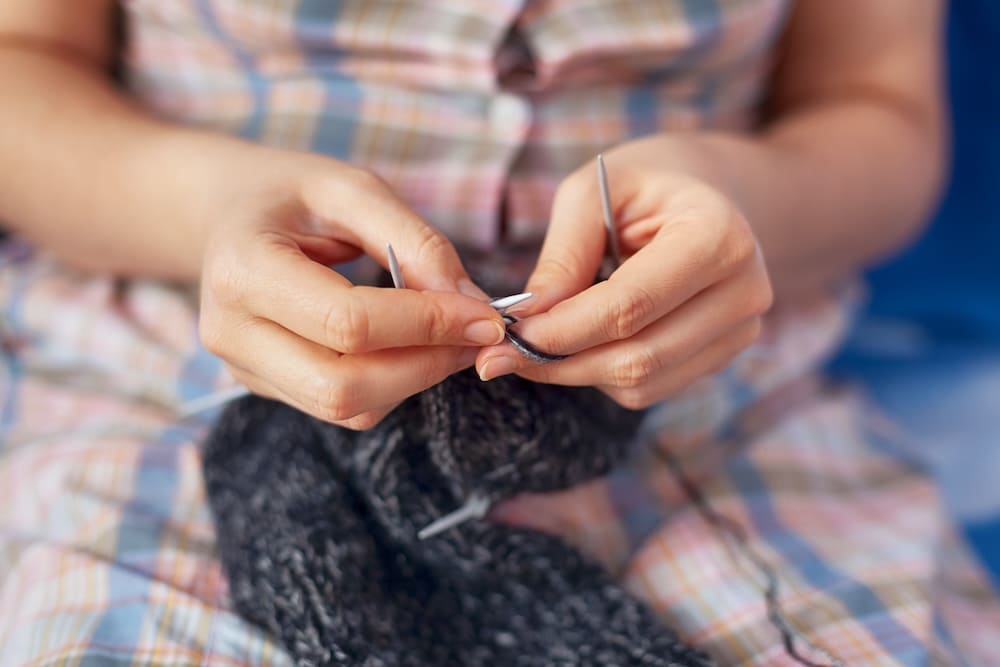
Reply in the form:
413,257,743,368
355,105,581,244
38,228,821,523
196,146,506,429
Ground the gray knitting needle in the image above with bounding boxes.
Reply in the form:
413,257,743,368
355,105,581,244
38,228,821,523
597,153,622,273
417,493,490,540
177,385,251,418
386,242,406,289
489,292,533,313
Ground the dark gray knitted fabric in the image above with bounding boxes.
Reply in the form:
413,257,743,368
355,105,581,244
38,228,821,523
202,370,717,667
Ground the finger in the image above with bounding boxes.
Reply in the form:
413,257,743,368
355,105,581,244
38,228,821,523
335,405,398,431
490,480,608,535
514,200,761,357
522,161,620,312
235,240,505,352
227,363,399,430
218,318,479,423
477,264,770,384
300,169,488,297
289,231,365,266
598,318,762,410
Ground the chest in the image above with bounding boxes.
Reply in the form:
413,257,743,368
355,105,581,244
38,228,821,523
124,0,790,91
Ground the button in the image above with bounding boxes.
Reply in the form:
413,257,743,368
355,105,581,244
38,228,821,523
489,93,531,133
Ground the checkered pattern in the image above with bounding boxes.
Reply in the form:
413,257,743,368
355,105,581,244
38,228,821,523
1,0,996,665
122,0,786,251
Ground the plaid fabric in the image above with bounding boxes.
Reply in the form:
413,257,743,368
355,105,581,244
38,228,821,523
122,0,787,253
1,0,997,665
3,247,990,667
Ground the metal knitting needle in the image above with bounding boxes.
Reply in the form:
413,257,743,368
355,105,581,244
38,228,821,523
419,156,623,538
597,154,622,273
419,163,622,541
417,493,490,540
386,242,406,289
489,292,533,313
177,385,251,418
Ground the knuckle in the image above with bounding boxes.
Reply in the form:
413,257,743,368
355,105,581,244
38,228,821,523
326,297,370,353
422,298,455,344
339,411,383,431
341,167,386,193
313,376,358,423
412,227,454,266
611,347,661,389
601,286,658,341
612,387,655,410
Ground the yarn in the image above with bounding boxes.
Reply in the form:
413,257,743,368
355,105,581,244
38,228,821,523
203,370,717,667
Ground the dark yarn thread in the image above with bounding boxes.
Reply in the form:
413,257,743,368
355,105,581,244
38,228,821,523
651,390,846,667
203,370,717,667
501,313,569,364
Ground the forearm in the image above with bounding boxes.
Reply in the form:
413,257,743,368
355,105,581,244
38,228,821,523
671,96,944,299
653,0,946,301
0,46,251,281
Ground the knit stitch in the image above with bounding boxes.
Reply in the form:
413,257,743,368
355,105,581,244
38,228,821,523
203,370,717,667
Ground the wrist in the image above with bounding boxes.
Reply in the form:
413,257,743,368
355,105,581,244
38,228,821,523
139,128,277,279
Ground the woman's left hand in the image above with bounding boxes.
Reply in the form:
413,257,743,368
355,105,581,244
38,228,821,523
476,138,773,409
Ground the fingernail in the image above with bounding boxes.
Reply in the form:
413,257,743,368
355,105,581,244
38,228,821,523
457,278,491,301
463,320,506,345
478,355,516,381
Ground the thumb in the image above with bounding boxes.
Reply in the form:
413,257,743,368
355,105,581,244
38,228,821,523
524,163,611,314
300,167,488,298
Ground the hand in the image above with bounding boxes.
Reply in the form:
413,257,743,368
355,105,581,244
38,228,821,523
197,148,505,429
475,139,773,409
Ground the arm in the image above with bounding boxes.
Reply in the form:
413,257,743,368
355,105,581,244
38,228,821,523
672,0,947,298
0,0,226,279
478,1,946,405
0,2,506,428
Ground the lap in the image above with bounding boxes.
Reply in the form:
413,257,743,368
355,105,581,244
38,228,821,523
0,248,980,666
0,249,285,666
506,383,948,666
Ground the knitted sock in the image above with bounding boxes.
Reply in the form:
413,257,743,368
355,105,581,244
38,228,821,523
203,370,716,667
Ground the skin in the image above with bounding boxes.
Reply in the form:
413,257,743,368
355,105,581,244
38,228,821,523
0,2,944,430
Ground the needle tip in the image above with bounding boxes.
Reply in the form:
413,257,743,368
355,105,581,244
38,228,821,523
386,243,406,289
488,292,534,312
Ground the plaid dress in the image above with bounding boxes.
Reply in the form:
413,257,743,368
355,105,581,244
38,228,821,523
0,1,996,665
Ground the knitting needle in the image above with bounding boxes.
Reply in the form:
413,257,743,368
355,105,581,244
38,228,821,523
597,154,621,273
417,493,491,540
489,292,533,313
177,385,251,418
386,242,406,289
419,160,622,537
